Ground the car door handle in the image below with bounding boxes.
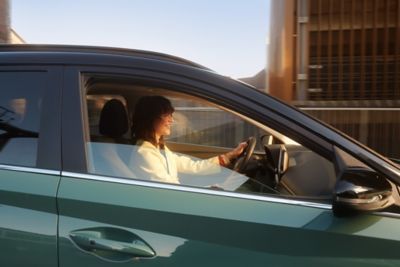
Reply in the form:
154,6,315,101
69,227,156,261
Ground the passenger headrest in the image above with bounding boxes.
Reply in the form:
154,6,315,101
99,99,128,138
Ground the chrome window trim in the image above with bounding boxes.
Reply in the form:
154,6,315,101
0,164,60,176
62,171,332,210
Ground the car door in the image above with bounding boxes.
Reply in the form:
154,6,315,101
58,63,400,267
0,65,62,266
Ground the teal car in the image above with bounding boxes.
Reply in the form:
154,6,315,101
1,45,399,266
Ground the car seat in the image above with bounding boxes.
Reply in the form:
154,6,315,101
88,99,136,178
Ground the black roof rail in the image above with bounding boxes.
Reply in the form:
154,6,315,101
0,44,212,71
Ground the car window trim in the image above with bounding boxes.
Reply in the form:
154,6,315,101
0,163,60,176
60,171,400,218
61,171,332,210
92,69,398,185
63,65,336,173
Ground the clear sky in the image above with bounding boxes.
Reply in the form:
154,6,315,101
11,0,270,78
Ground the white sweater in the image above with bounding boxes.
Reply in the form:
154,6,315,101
129,140,221,184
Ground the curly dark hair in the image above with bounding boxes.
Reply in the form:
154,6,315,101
131,95,174,148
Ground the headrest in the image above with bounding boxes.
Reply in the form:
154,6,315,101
99,99,128,138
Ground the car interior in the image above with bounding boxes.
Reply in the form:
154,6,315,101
83,75,338,201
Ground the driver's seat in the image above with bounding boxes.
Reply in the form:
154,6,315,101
98,99,130,144
88,99,136,178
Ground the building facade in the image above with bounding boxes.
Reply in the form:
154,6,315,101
0,0,10,43
268,0,400,104
268,0,400,159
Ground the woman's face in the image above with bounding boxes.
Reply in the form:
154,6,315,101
154,112,174,138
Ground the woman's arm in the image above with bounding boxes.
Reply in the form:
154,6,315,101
173,141,248,174
174,153,221,175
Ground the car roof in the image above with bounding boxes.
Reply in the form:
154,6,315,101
0,44,211,71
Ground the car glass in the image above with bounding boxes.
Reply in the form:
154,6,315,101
83,77,336,200
0,72,45,167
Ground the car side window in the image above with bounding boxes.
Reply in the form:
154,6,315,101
168,98,265,151
83,77,336,200
0,72,45,167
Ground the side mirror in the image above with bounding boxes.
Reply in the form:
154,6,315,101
333,167,393,217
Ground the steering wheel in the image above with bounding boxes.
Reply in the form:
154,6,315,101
232,136,257,173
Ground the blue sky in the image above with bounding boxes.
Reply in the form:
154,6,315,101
11,0,270,78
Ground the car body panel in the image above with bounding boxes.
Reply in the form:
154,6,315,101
0,168,60,266
56,59,400,266
57,174,400,266
0,62,62,265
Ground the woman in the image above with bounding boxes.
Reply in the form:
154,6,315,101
130,95,247,184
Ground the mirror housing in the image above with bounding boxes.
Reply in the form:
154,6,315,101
333,167,393,217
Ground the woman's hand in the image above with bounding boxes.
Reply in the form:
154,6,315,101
220,141,248,165
229,142,248,159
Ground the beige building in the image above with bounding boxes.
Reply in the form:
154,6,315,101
0,0,10,43
0,0,25,44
